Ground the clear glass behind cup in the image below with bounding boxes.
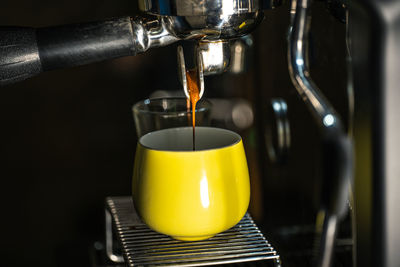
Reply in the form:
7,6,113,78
132,97,212,137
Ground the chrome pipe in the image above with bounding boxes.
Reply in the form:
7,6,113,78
288,0,343,135
287,0,353,266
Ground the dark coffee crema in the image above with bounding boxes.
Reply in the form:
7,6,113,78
186,69,200,150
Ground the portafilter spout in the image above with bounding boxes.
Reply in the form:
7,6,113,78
0,0,281,86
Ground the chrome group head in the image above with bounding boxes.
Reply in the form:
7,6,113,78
139,0,281,40
135,0,281,99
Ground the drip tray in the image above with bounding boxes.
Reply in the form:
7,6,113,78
105,196,280,266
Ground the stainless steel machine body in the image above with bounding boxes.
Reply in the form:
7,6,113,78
138,0,271,40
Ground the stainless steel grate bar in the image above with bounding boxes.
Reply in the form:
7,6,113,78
128,249,275,263
129,252,278,265
120,224,261,235
118,224,260,235
121,232,266,243
129,245,274,257
106,196,280,266
124,240,272,251
121,235,269,246
128,255,279,267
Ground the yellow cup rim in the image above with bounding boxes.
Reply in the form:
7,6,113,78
138,126,242,153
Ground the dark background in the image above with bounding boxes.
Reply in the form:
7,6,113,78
0,1,350,266
0,1,181,266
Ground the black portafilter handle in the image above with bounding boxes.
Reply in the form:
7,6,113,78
0,17,141,86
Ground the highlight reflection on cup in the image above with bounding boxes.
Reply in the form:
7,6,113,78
132,126,250,241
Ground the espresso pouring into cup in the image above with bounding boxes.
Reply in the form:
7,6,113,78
132,97,250,240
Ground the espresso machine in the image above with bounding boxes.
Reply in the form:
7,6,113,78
0,0,399,266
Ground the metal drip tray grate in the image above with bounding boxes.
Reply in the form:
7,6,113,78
105,196,280,266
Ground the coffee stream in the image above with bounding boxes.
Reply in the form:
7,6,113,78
186,69,200,151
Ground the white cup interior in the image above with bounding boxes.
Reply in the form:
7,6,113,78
139,127,241,151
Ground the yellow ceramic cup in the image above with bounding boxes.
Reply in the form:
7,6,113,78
132,126,250,241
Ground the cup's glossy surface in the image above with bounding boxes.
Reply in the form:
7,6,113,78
132,127,250,241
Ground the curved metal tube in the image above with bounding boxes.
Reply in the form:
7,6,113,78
287,0,353,266
288,0,343,135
